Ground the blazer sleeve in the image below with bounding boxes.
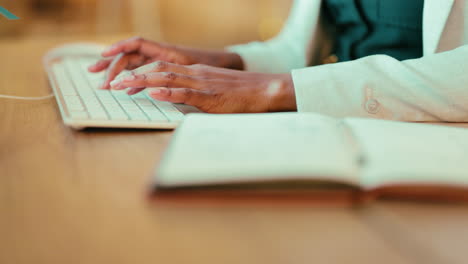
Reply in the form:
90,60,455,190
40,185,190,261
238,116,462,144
226,0,321,73
293,45,468,122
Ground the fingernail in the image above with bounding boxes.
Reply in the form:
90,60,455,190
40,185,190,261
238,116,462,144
147,88,163,95
123,75,136,81
110,80,120,87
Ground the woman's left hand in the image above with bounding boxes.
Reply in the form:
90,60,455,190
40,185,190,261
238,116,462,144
109,61,297,113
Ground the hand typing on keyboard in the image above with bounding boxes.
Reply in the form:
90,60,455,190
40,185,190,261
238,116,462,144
88,37,297,114
107,61,297,114
88,36,244,90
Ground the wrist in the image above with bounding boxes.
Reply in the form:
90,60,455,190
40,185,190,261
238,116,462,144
216,51,244,70
183,47,244,70
266,73,297,112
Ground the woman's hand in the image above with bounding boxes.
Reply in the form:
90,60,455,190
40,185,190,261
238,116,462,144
108,61,297,113
88,36,244,89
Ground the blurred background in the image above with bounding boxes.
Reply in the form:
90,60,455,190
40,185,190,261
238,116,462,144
0,0,293,48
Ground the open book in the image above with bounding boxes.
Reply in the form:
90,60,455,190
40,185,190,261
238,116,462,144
152,113,468,202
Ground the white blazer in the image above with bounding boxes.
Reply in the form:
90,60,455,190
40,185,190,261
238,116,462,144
228,0,468,121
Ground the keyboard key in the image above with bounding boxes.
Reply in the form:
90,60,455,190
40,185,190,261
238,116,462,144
132,96,167,122
96,90,120,109
145,110,168,121
52,64,77,96
103,94,128,120
63,95,84,111
88,78,104,90
69,111,89,119
89,110,108,120
152,100,185,121
110,91,148,121
64,59,112,118
130,115,149,122
64,59,93,93
83,97,101,110
108,111,129,121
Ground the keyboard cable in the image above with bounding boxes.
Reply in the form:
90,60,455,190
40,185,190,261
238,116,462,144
0,93,55,101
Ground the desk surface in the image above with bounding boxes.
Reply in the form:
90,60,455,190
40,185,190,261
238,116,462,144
1,37,467,264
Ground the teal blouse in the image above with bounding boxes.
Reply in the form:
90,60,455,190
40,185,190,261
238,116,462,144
323,0,425,62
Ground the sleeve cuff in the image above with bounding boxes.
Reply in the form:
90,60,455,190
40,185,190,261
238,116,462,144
226,42,289,73
291,63,371,118
226,39,306,74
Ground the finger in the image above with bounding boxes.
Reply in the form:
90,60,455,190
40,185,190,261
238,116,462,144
122,62,243,81
147,87,209,106
100,53,128,89
101,36,158,57
110,72,200,90
101,53,144,89
117,61,192,81
125,54,147,70
127,87,145,95
88,58,112,73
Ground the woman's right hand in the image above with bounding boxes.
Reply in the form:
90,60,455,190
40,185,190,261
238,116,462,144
88,36,244,89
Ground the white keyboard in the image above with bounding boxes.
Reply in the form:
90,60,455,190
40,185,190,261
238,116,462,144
46,56,190,129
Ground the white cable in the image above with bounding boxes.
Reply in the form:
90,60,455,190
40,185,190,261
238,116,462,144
0,93,55,101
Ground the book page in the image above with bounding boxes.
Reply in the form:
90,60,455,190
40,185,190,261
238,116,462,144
345,118,468,189
155,113,360,188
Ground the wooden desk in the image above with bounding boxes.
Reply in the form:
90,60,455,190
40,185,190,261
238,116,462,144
1,37,467,264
